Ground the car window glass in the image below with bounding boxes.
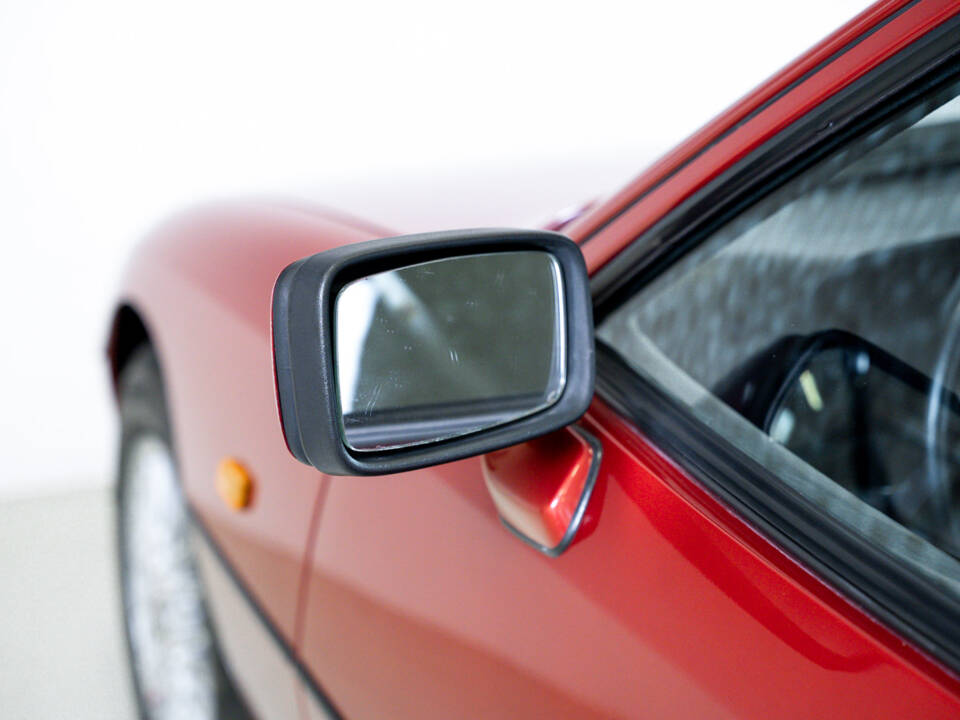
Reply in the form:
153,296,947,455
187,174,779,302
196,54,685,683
599,86,960,591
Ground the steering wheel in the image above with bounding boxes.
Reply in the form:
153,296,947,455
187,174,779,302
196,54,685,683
924,295,960,552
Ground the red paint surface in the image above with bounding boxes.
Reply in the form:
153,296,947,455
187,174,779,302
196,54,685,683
111,1,960,717
115,201,386,642
299,401,960,718
482,425,596,549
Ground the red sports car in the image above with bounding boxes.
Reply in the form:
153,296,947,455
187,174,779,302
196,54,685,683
107,2,960,717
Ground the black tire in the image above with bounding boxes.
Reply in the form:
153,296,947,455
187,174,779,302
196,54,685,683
116,345,251,720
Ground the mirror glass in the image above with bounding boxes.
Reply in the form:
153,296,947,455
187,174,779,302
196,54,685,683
334,251,566,452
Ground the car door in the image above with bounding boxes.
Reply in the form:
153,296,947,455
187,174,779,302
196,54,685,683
297,5,960,718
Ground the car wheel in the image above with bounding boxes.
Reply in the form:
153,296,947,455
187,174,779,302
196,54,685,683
116,345,250,720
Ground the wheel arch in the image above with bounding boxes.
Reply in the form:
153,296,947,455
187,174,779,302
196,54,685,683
107,302,155,398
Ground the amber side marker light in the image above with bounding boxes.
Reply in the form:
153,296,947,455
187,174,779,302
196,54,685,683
216,458,253,510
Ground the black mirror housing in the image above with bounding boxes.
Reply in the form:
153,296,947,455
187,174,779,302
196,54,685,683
271,228,595,476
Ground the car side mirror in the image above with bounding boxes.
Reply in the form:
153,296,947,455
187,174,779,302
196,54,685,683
272,229,594,475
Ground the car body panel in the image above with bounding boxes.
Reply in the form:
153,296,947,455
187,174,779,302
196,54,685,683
298,402,960,719
114,202,387,643
192,527,304,720
108,1,960,716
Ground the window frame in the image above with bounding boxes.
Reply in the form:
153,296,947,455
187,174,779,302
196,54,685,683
590,16,960,672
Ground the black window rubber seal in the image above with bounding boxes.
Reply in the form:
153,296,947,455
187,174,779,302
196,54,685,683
591,18,960,676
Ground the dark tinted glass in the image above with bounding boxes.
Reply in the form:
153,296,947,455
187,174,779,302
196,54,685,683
600,89,960,566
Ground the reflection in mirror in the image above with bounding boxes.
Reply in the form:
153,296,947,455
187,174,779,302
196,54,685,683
335,251,565,452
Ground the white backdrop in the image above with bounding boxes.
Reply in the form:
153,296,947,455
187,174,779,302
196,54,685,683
0,0,870,497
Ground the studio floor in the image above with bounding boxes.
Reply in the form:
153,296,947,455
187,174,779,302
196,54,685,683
0,487,136,719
